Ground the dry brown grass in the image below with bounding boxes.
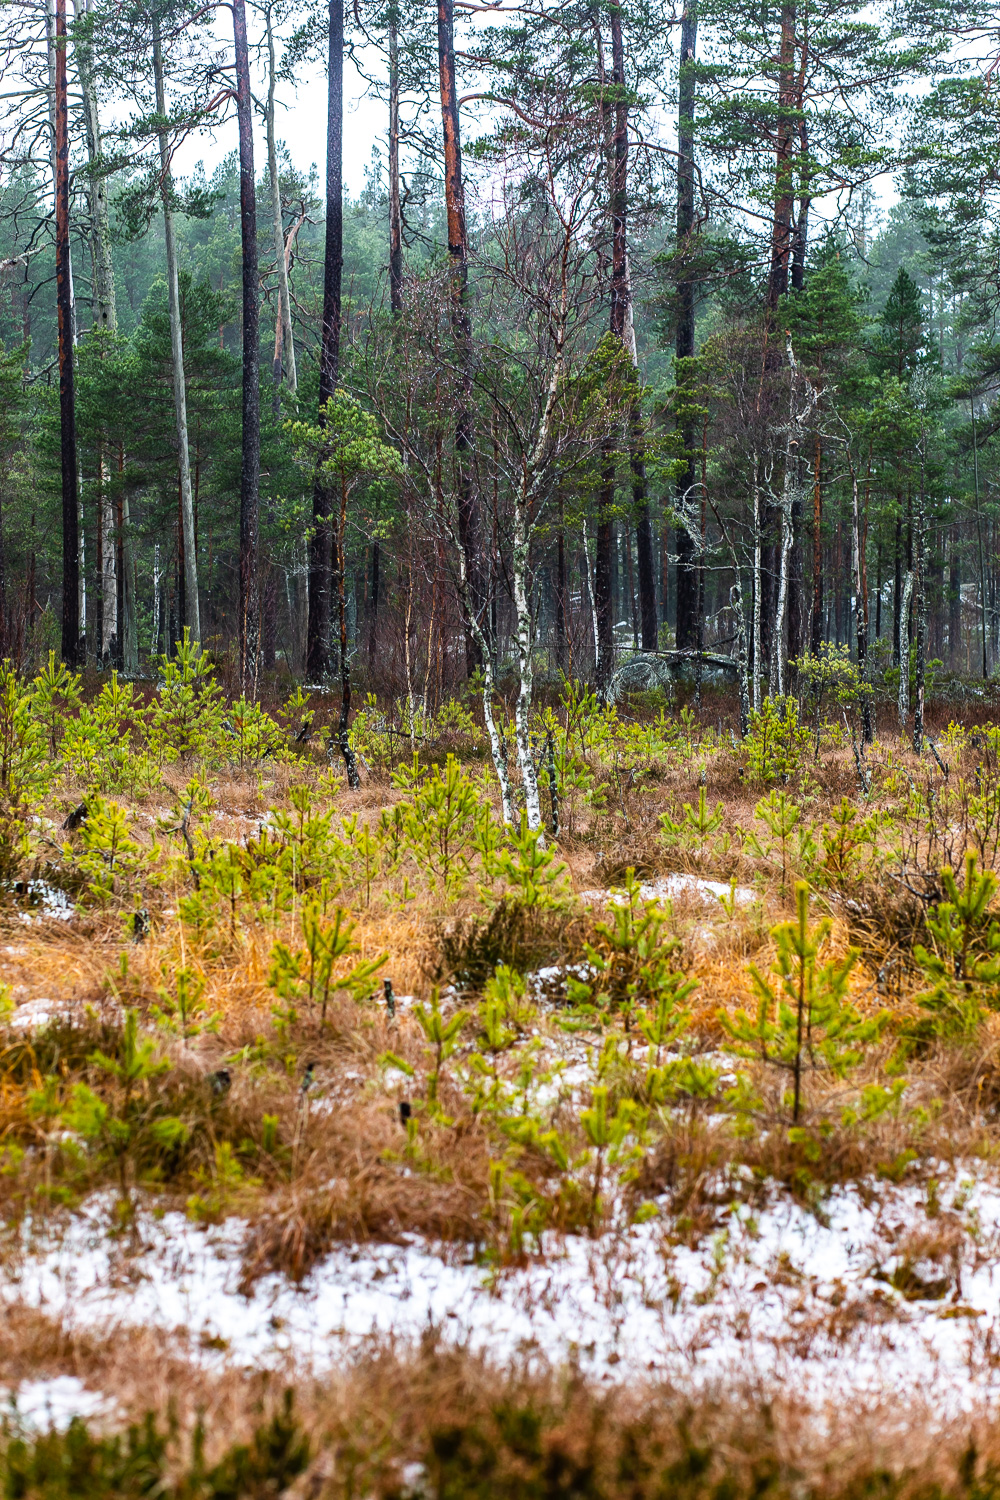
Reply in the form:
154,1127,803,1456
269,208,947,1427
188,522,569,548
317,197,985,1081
6,1314,1000,1498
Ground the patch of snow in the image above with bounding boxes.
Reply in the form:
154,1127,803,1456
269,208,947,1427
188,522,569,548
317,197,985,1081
3,1375,115,1431
17,882,74,924
9,998,72,1032
8,997,123,1034
579,875,755,909
639,875,756,906
7,1175,1000,1414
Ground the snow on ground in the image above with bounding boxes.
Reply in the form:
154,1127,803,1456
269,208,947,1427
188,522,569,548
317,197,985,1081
6,1173,1000,1413
17,882,74,924
9,996,124,1032
2,1375,116,1431
579,874,756,908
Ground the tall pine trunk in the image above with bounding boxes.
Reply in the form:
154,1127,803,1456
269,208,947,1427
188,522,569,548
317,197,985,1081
153,16,200,650
307,0,343,680
851,464,873,744
234,0,260,689
594,5,629,690
265,6,296,410
913,427,927,753
607,4,656,652
74,0,115,332
388,7,403,315
674,1,699,651
74,0,118,664
767,1,797,314
437,0,484,675
53,0,79,666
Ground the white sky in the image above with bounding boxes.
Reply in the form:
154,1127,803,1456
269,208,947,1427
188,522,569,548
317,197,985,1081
171,42,387,198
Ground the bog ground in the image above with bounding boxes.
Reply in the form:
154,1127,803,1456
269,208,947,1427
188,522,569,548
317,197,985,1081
2,659,1000,1494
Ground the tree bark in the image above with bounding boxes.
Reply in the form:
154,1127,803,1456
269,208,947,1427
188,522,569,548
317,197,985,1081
603,5,655,653
53,0,80,666
593,5,628,690
75,0,118,666
673,1,699,651
851,464,873,744
913,428,927,753
809,432,822,656
265,5,296,411
752,453,763,711
555,502,567,672
897,568,913,728
971,398,988,678
153,16,200,650
307,0,343,680
234,0,260,689
437,0,484,674
73,0,115,332
948,522,960,668
388,7,403,315
335,480,360,786
767,0,797,313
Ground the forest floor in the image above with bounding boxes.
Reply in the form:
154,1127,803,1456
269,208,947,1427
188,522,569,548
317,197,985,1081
4,671,1000,1495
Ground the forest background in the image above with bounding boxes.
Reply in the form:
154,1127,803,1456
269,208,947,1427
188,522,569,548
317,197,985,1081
2,0,1000,755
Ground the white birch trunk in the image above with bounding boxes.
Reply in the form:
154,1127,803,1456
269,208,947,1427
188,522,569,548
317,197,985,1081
122,492,138,672
581,516,600,672
78,494,86,656
152,542,161,657
458,547,514,824
771,338,817,699
771,495,792,700
512,508,543,832
153,17,200,648
100,462,116,660
897,568,913,728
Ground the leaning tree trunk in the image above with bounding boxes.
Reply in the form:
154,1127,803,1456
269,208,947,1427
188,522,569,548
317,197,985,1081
673,0,699,651
153,16,200,651
437,0,485,674
233,0,260,690
307,0,343,680
265,6,296,410
53,0,79,666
